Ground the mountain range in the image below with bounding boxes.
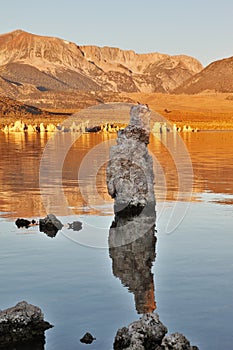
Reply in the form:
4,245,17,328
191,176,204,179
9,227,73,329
0,29,232,112
174,56,233,94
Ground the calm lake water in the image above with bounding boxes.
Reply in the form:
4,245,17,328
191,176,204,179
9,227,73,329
0,130,233,350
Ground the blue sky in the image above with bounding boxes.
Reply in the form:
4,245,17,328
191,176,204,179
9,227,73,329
0,0,232,66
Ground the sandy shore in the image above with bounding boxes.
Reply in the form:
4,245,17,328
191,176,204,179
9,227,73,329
124,92,233,130
1,93,233,130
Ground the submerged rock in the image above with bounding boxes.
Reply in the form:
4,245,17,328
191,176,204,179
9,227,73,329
80,332,96,344
0,301,53,349
106,104,155,215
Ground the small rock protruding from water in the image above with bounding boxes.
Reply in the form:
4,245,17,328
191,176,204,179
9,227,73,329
67,220,82,231
114,313,167,350
0,301,53,348
15,214,83,238
80,332,96,344
114,313,199,350
39,214,63,237
15,218,37,228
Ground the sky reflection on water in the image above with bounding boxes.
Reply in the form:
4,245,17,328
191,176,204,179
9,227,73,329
0,131,233,350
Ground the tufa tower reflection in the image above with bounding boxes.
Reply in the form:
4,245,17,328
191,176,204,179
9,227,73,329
109,210,157,314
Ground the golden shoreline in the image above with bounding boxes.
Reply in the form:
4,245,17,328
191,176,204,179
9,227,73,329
1,93,233,131
124,92,233,130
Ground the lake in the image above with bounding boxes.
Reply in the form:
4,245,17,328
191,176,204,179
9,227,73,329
0,130,233,350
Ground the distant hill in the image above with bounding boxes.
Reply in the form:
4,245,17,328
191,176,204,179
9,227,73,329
174,56,233,94
0,91,134,124
0,95,47,114
0,93,101,122
0,95,52,122
0,29,203,103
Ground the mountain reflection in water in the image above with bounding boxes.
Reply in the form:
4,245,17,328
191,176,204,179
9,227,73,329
109,210,157,314
0,130,233,350
0,131,233,218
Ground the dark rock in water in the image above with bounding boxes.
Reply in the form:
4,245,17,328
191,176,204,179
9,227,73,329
114,313,167,350
0,301,53,349
162,333,199,350
113,327,131,349
86,125,101,133
80,332,96,344
15,218,32,228
67,221,82,231
114,314,199,350
106,104,155,215
15,218,38,229
39,214,63,237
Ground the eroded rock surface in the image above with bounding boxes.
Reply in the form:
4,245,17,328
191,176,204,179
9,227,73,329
0,301,53,348
162,332,199,350
114,314,199,350
107,104,155,215
39,213,63,237
114,313,167,350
